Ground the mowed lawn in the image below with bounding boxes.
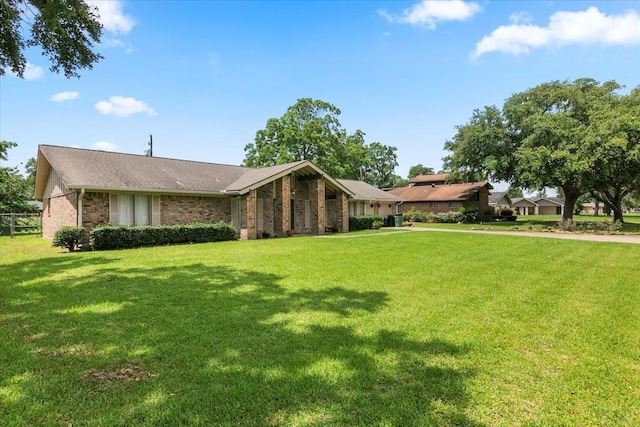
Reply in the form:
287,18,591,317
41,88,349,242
1,233,639,426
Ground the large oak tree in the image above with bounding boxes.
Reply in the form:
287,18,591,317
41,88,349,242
444,78,640,221
244,98,398,188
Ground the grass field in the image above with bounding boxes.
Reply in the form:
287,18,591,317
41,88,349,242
1,234,639,426
413,214,640,234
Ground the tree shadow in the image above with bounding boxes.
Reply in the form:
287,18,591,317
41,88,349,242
1,259,482,426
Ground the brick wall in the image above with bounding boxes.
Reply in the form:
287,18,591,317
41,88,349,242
42,192,77,239
161,195,231,225
81,192,110,236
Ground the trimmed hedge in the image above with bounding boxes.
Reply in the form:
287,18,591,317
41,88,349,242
90,221,237,250
349,215,383,231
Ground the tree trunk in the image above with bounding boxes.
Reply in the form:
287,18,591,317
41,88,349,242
562,188,580,221
593,190,625,223
610,200,624,223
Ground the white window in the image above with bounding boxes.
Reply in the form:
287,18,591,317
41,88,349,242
110,194,159,226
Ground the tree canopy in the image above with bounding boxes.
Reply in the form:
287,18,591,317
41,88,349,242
407,164,435,180
0,141,37,213
444,78,640,221
1,0,102,78
244,98,399,188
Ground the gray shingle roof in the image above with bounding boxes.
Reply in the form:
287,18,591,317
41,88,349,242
337,179,401,202
35,145,355,199
489,191,510,204
37,145,250,195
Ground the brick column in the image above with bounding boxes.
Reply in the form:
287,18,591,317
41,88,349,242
246,189,257,240
316,179,325,235
341,192,349,232
281,175,291,236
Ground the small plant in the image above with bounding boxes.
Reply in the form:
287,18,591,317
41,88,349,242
372,220,383,229
606,220,622,234
52,226,85,252
556,219,576,231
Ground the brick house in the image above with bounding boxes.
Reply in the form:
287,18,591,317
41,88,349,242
34,145,355,241
385,174,492,215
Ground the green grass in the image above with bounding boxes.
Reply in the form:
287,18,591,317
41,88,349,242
1,234,639,426
412,214,640,234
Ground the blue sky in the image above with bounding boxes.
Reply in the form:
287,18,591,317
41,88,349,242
2,0,640,187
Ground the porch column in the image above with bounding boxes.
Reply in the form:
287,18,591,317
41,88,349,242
246,189,257,240
341,192,349,232
316,179,325,235
281,175,291,235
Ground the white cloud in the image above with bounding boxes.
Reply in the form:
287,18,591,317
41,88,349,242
381,0,481,29
92,141,119,151
473,7,640,58
50,91,79,102
509,11,532,25
88,1,135,35
12,62,44,80
95,96,156,117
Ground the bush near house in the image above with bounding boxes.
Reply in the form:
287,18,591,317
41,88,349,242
52,226,85,251
90,221,236,250
459,206,480,223
349,215,383,231
402,207,428,223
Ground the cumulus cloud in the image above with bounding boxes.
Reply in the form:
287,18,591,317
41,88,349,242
380,0,481,29
92,141,119,151
95,96,156,117
473,6,640,57
88,0,135,34
50,91,79,102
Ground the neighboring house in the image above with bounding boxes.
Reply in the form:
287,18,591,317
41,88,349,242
511,197,565,215
337,179,402,218
510,197,538,215
535,197,565,215
386,174,492,215
489,191,512,213
34,145,355,241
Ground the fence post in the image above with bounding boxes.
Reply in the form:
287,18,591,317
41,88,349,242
10,213,15,238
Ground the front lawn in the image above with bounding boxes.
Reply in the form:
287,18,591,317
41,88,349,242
412,214,640,234
1,234,639,425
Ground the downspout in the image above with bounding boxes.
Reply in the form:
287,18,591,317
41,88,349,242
396,200,403,214
77,188,85,227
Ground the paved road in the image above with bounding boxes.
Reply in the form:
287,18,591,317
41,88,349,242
321,227,640,244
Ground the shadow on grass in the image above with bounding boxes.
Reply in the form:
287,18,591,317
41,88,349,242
1,256,481,426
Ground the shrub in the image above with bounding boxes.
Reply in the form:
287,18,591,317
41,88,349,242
52,226,85,252
499,208,514,217
433,211,463,223
349,215,383,231
90,221,237,250
402,207,427,222
459,206,480,223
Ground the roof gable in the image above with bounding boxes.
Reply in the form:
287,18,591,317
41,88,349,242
489,191,511,205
